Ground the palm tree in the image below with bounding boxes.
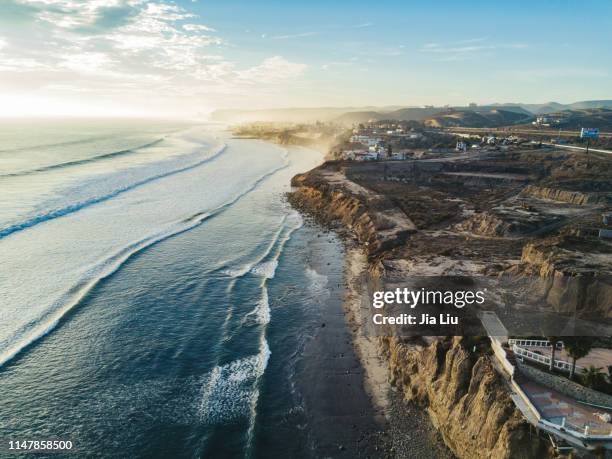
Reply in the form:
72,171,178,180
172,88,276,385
565,337,593,380
547,336,561,372
582,366,604,389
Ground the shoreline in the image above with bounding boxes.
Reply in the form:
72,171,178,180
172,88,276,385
343,245,390,417
280,141,454,457
293,221,389,457
341,244,455,459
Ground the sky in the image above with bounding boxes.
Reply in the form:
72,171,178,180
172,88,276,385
0,0,611,118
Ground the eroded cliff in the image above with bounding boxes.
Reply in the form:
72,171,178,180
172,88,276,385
382,336,550,459
288,162,554,458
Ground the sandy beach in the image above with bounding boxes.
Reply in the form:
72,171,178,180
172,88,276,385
342,245,454,459
294,228,389,458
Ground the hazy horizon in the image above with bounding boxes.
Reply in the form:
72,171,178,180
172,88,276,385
1,0,611,118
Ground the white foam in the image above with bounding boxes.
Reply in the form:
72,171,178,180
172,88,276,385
218,215,288,279
250,260,278,279
305,266,331,300
198,339,270,425
245,288,271,325
0,154,289,369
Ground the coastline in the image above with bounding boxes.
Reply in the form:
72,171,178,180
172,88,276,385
342,244,455,459
280,141,453,457
277,141,392,456
343,245,390,417
284,157,555,458
293,225,389,457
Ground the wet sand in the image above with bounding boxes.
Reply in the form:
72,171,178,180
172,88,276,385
296,233,388,457
296,235,453,458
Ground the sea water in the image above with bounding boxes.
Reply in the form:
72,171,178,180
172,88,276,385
0,120,344,458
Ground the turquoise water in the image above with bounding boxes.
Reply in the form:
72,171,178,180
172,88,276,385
0,120,344,457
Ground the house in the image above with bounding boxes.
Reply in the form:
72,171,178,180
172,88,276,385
355,151,380,161
534,116,551,126
350,135,370,143
391,151,408,160
456,141,468,152
344,150,379,161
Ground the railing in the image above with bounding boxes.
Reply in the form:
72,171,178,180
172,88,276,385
508,338,564,349
512,344,581,373
541,417,612,439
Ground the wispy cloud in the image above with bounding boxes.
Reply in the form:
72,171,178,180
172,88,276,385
352,22,372,28
420,39,528,61
237,56,308,82
456,37,488,44
269,31,317,40
183,24,216,32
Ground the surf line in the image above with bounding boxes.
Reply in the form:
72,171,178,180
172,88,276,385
0,157,291,370
0,138,166,178
0,143,227,240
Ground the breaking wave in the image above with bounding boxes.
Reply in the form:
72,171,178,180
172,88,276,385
0,158,290,369
0,138,165,178
0,144,227,239
198,338,270,425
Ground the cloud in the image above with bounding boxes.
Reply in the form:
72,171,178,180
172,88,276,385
269,31,317,40
353,22,372,28
183,24,216,32
0,0,309,115
457,37,488,44
237,56,308,83
420,39,528,60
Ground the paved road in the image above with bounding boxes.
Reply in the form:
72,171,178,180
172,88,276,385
445,127,612,139
541,142,612,155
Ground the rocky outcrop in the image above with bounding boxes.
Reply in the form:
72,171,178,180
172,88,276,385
288,166,416,257
455,212,514,236
521,185,603,205
382,336,551,459
516,236,612,318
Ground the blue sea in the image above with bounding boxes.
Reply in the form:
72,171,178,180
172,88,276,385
0,120,350,457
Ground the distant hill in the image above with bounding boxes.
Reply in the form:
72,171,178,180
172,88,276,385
495,100,612,115
530,108,612,130
568,100,612,110
423,109,531,128
210,100,612,125
210,106,403,123
334,105,534,125
334,110,388,124
334,106,444,124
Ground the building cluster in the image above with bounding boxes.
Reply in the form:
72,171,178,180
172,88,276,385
533,115,565,127
340,122,423,161
454,133,525,152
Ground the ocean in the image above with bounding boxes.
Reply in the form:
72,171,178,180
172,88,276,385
0,120,349,457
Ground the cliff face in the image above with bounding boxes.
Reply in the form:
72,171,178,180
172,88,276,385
288,166,415,257
289,164,553,458
455,212,514,236
515,237,612,318
382,337,550,459
521,185,602,205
